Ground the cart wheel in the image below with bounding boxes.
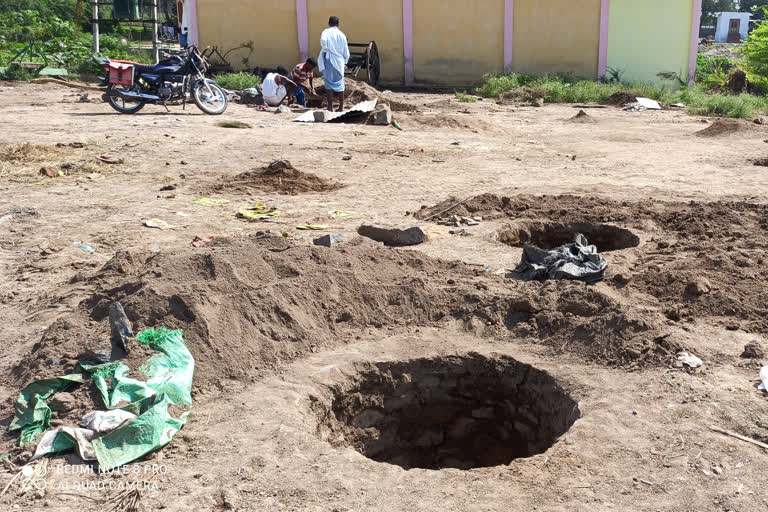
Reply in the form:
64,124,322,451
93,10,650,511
365,41,380,87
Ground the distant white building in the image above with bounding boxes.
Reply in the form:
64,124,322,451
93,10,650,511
715,12,751,43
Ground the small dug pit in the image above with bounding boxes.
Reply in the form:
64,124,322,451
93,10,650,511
498,221,640,252
313,354,580,470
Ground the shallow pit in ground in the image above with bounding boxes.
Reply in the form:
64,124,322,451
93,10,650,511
313,354,580,470
498,221,640,252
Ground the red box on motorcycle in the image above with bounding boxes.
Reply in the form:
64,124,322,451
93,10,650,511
108,62,135,86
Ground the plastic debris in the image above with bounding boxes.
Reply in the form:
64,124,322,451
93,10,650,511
236,203,280,221
72,241,95,253
193,197,230,207
759,365,768,392
81,410,137,433
12,327,194,470
515,234,607,284
9,374,86,446
636,98,661,110
109,301,132,354
677,351,703,368
143,218,175,230
296,224,329,230
328,210,360,219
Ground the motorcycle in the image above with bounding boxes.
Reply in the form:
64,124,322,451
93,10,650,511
96,46,228,115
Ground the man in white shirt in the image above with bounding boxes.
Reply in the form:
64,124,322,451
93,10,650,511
260,66,298,107
318,16,350,112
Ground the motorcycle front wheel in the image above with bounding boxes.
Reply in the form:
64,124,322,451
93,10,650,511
106,84,146,114
192,81,228,115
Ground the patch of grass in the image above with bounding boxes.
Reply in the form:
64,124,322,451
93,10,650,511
214,72,261,91
680,87,768,118
216,120,252,129
474,72,768,119
454,91,477,103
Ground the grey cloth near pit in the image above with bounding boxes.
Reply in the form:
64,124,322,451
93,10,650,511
515,234,607,283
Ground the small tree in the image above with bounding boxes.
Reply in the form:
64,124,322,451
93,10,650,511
742,7,768,77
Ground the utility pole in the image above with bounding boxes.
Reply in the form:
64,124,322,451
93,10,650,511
152,1,160,63
92,0,100,53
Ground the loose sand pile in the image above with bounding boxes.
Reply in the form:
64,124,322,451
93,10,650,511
10,231,679,401
696,119,761,137
567,110,596,124
315,78,418,112
212,160,344,195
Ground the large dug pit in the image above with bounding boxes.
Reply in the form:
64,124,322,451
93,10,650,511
314,354,580,470
498,221,640,252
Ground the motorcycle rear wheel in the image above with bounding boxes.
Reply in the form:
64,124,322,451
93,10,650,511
106,84,146,114
192,81,228,115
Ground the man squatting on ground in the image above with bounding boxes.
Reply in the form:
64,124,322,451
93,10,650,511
260,66,298,107
318,15,350,112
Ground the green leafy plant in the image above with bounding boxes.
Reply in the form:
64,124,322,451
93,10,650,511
454,91,477,103
742,7,768,78
603,66,624,84
214,71,261,90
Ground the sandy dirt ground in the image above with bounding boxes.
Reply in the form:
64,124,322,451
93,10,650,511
0,81,767,512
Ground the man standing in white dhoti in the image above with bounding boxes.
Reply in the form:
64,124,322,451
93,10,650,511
318,16,350,112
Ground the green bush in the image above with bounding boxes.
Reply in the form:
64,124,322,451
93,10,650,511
473,72,768,119
214,71,261,90
0,63,34,81
742,8,768,78
681,86,768,118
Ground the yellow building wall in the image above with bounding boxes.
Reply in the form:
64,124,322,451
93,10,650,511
513,0,601,79
197,0,299,70
308,0,404,84
607,0,693,84
412,0,505,85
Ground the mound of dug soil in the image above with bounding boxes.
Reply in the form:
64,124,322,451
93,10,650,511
601,92,641,107
12,233,676,397
316,78,418,112
410,114,500,133
696,119,760,138
213,160,344,195
567,110,596,124
418,194,768,332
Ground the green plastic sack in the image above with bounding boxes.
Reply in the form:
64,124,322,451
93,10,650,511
93,394,189,470
82,327,194,408
9,374,85,446
10,327,194,468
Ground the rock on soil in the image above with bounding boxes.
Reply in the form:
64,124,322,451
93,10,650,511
357,224,428,246
313,234,344,247
685,278,712,296
212,160,344,195
741,342,765,359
